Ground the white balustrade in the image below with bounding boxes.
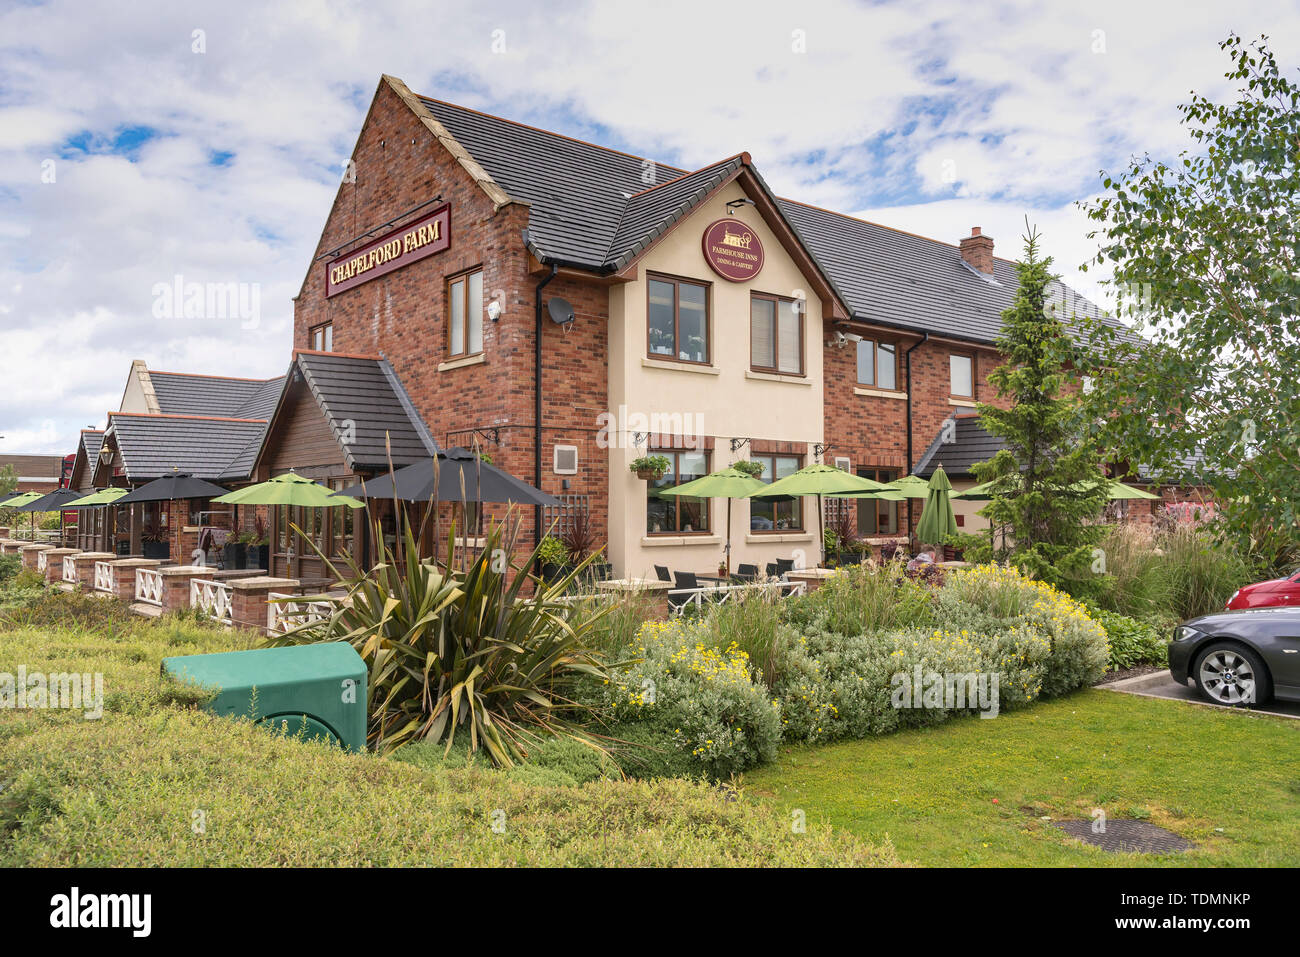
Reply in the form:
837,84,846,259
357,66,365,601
190,579,233,625
668,579,806,616
267,593,332,634
135,567,163,606
62,555,78,584
93,561,115,594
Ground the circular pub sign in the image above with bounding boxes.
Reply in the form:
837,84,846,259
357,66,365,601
701,218,764,282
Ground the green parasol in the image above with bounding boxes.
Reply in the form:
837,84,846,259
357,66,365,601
747,463,892,564
212,472,364,509
660,466,768,575
915,465,957,546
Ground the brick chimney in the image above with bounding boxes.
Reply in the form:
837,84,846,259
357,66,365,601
959,227,994,274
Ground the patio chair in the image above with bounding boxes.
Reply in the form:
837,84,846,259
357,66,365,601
733,563,760,583
765,562,777,578
654,564,672,582
775,558,795,578
670,570,700,611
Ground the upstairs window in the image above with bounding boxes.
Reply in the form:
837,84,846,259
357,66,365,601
856,339,897,390
647,276,710,364
750,294,804,375
949,353,973,398
309,322,333,352
448,269,484,358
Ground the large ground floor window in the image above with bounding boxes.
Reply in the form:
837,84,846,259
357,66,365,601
647,450,709,534
750,454,802,531
856,466,899,534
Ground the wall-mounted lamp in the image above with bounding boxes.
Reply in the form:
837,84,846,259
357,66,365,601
725,198,756,216
487,300,503,322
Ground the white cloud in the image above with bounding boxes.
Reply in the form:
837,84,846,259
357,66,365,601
0,0,1296,454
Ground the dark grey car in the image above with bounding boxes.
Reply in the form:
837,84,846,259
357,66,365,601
1168,606,1300,706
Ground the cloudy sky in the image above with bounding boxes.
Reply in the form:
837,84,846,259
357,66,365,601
1,0,1296,455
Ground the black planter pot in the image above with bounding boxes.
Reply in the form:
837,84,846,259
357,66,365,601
580,562,613,584
246,544,270,572
540,562,574,583
223,542,248,570
142,541,170,560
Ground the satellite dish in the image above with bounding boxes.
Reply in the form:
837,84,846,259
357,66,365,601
548,296,575,325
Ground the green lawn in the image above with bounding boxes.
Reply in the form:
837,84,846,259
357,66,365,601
744,689,1300,866
0,610,896,867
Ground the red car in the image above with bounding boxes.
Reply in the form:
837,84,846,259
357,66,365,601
1226,569,1300,610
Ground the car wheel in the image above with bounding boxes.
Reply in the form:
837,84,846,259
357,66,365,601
1193,643,1272,706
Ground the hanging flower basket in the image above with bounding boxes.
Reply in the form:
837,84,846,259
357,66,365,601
630,455,671,482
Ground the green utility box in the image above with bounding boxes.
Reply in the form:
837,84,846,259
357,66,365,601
162,643,367,752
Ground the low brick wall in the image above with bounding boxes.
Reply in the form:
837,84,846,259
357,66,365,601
595,579,673,621
228,576,302,633
107,558,162,600
69,551,115,589
157,566,212,613
42,548,81,585
20,544,53,571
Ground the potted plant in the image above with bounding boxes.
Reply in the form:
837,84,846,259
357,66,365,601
535,534,570,582
629,454,671,481
732,459,765,479
825,509,866,567
223,531,249,570
246,516,270,571
717,559,728,578
142,531,169,561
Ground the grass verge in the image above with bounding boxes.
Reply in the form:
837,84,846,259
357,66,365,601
743,688,1300,866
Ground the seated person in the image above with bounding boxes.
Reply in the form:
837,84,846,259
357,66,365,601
906,547,937,574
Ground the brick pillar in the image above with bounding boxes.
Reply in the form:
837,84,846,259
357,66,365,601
228,576,301,634
786,568,840,594
157,565,213,613
1,539,24,556
107,558,162,600
43,548,81,585
0,526,9,538
596,578,673,621
70,551,117,590
20,544,54,572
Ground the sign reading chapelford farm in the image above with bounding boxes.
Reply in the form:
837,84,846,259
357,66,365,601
326,204,451,297
701,218,764,282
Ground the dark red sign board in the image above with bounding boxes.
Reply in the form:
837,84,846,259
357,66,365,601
701,218,764,282
326,203,451,297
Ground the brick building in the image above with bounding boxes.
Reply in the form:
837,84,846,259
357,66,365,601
61,76,1149,580
259,75,1133,578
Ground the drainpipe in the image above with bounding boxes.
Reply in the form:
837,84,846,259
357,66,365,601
534,263,559,544
904,332,929,539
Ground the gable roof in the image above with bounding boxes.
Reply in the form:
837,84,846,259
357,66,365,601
420,95,687,271
68,429,105,490
604,155,745,271
410,86,1128,347
104,413,270,483
149,371,287,419
913,414,1008,478
256,351,439,475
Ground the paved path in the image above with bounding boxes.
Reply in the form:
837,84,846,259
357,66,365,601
1100,669,1300,719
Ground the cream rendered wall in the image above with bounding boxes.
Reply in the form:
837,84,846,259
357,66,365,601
606,182,827,581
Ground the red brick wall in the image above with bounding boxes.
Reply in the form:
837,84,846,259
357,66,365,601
823,335,1006,539
291,81,609,551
